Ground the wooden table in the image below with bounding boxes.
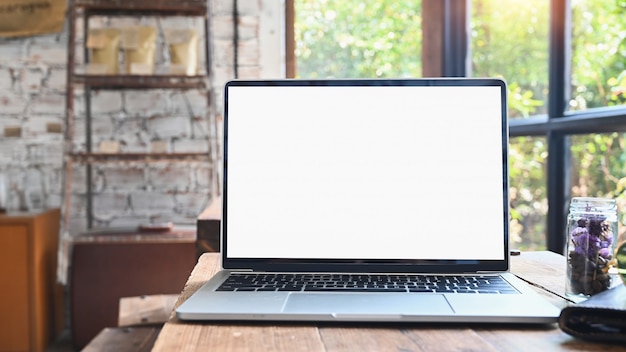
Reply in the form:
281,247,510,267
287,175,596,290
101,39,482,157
152,251,626,351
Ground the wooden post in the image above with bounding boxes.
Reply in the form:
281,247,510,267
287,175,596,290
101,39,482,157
421,0,444,77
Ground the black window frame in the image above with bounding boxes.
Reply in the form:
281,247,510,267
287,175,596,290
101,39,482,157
287,0,626,253
443,0,626,252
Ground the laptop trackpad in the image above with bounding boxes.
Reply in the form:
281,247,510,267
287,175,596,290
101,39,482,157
283,293,453,315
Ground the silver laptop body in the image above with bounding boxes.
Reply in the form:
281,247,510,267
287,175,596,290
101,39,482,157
177,78,560,323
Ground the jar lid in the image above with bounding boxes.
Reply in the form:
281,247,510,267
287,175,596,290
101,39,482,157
570,197,616,214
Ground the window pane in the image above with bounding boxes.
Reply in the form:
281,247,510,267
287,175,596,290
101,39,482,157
570,133,626,241
295,0,422,78
570,1,626,111
470,0,549,118
509,136,548,250
472,1,549,250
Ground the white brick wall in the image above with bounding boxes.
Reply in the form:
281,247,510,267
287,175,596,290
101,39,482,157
0,90,29,114
30,92,66,115
0,40,27,65
0,0,263,237
148,164,195,191
89,91,124,114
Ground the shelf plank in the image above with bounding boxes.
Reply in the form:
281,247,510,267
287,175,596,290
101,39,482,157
74,0,207,16
68,152,211,163
70,75,207,90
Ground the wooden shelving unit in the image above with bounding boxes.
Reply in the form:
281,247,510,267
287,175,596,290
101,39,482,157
57,3,220,345
62,0,218,234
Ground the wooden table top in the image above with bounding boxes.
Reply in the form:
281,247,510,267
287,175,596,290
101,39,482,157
152,251,626,351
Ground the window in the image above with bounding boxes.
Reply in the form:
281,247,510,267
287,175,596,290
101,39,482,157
294,0,422,79
570,0,626,111
470,0,550,250
570,133,626,234
288,0,626,252
508,136,548,250
471,0,549,118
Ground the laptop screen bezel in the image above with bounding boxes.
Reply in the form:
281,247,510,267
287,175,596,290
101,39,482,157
220,78,510,274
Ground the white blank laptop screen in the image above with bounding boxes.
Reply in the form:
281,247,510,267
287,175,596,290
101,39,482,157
225,83,506,261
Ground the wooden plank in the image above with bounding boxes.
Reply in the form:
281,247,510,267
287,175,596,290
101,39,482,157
318,326,499,352
172,253,220,308
82,327,161,352
155,323,325,352
510,251,569,308
403,327,499,352
285,0,296,78
118,295,179,327
475,324,626,352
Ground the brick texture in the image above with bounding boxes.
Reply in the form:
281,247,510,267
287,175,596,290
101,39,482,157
0,0,261,238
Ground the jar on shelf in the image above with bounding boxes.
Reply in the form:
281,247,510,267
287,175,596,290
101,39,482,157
565,197,619,302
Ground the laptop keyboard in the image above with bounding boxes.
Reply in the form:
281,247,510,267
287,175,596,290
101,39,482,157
216,273,519,294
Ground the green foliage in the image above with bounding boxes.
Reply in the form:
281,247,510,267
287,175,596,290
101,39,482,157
570,0,626,109
295,0,422,78
471,0,550,117
471,0,626,249
566,0,626,242
508,136,548,250
507,82,544,118
295,0,626,249
570,133,626,241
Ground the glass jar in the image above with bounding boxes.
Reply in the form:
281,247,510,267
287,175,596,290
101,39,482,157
565,197,619,302
617,241,626,285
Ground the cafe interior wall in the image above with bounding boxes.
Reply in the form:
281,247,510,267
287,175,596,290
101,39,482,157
0,0,266,236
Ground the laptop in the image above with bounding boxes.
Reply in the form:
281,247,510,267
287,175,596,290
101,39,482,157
176,78,561,323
